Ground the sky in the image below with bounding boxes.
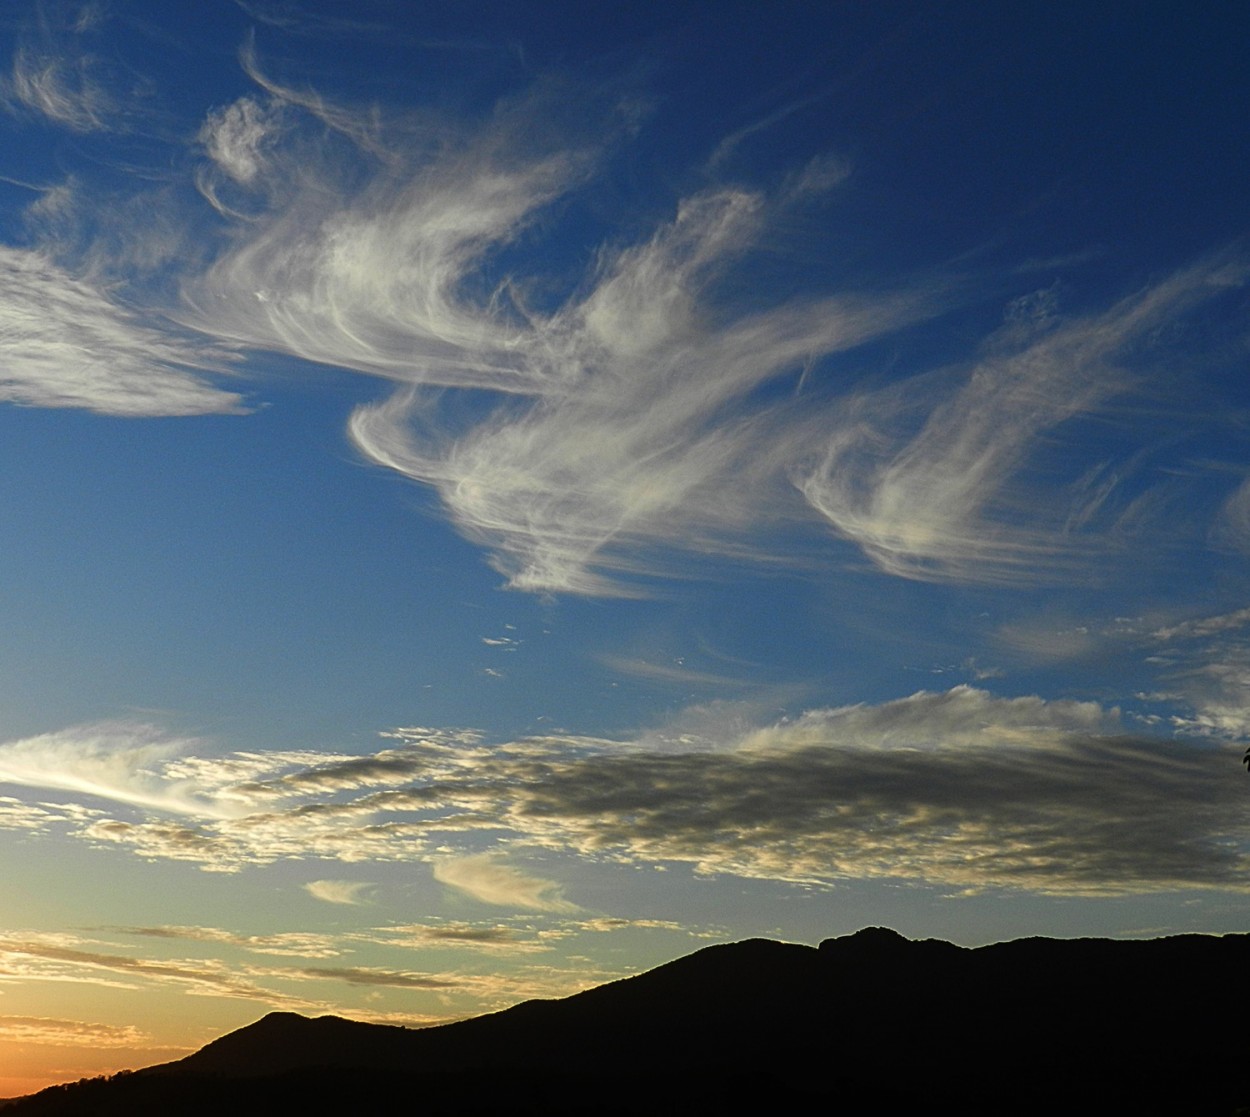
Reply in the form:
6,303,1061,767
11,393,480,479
0,0,1247,1095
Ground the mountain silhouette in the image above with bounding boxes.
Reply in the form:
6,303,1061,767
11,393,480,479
5,927,1248,1114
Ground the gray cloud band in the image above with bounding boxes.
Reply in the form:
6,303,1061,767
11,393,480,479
0,688,1243,897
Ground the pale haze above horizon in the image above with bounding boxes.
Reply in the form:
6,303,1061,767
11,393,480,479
0,0,1247,1096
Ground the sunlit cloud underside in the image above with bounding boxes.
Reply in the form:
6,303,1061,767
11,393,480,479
2,685,1245,898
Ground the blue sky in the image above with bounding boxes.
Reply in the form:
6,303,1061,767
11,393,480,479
0,0,1248,1093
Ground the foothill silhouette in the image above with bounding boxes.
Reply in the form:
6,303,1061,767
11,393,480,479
3,927,1246,1115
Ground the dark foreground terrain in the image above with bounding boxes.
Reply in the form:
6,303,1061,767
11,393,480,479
5,927,1248,1115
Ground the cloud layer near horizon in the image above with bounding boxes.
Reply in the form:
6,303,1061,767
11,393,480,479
0,925,609,1021
0,687,1244,897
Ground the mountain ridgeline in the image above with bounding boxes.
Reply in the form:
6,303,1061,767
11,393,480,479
6,927,1248,1114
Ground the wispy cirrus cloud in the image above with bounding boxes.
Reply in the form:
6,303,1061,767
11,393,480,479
1218,476,1250,552
433,853,576,913
0,934,466,1029
304,879,373,906
110,924,345,959
0,691,1244,896
796,256,1249,584
182,76,596,390
371,922,550,954
6,43,114,131
2,1,150,134
357,915,702,956
0,926,623,1026
345,188,938,595
1147,606,1250,740
0,31,1243,592
173,51,935,594
179,50,1247,595
0,722,227,817
597,653,750,689
198,96,284,188
295,965,455,990
0,247,245,416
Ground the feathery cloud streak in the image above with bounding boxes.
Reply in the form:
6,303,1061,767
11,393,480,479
3,2,119,133
0,248,244,416
2,35,1243,590
181,62,1246,593
796,257,1249,583
185,76,914,592
1,690,1244,896
1146,607,1250,740
433,853,576,912
303,879,373,906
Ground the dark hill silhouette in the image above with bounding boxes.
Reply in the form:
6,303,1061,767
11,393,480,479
6,927,1249,1115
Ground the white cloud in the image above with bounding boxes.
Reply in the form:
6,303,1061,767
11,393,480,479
6,44,114,132
304,879,372,906
0,41,1242,593
199,96,282,185
433,853,576,913
181,80,590,390
1153,607,1250,643
796,257,1249,584
1217,477,1250,552
346,189,936,595
0,247,244,416
0,722,230,818
0,795,60,831
177,58,1246,595
1148,607,1250,739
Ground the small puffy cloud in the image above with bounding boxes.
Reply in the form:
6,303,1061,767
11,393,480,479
199,96,281,185
433,854,577,913
304,879,373,906
0,795,61,832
